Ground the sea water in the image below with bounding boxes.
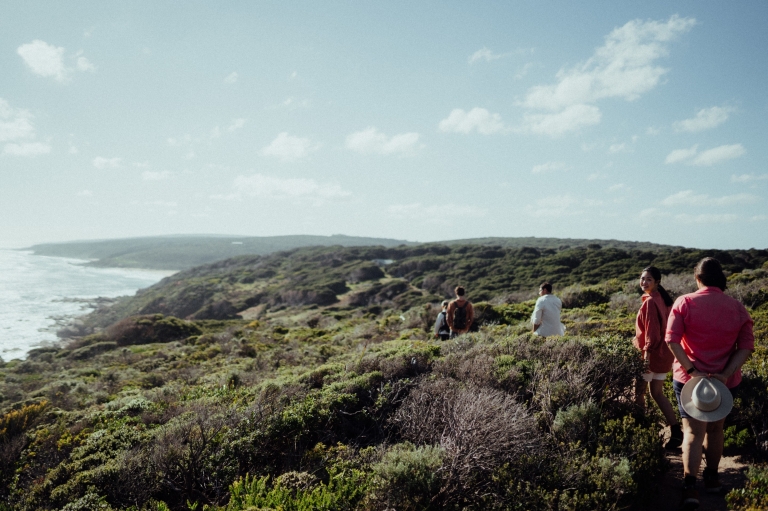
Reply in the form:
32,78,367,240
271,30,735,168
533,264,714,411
0,250,174,360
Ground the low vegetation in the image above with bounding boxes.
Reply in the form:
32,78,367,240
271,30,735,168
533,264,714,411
1,243,766,510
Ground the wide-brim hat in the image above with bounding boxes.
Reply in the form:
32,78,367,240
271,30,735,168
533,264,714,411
680,376,733,422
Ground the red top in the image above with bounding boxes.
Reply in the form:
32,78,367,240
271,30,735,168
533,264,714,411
665,286,754,388
634,291,674,373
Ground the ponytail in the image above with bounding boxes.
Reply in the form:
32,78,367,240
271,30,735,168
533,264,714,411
657,284,674,307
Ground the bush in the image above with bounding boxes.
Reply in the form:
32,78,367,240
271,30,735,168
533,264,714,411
105,315,202,346
726,465,768,511
370,442,444,509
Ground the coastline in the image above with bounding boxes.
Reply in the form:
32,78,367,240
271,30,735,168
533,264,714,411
0,250,174,361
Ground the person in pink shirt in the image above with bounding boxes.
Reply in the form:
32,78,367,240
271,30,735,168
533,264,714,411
633,266,681,449
666,258,754,509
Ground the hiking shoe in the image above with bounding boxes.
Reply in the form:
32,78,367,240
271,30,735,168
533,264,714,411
703,467,721,493
680,486,699,510
665,423,683,450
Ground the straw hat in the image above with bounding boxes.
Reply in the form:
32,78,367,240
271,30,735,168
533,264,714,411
680,377,733,422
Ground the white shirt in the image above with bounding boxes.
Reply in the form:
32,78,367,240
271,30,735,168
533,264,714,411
531,294,565,337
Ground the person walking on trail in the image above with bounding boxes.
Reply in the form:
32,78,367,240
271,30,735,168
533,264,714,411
531,282,565,337
665,257,753,510
447,286,474,338
434,300,451,341
633,266,682,450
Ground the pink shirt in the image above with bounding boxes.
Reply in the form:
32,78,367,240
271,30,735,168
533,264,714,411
634,291,674,373
665,286,754,388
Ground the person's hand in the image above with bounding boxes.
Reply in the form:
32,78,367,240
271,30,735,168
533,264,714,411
689,369,709,379
643,351,651,362
710,373,729,384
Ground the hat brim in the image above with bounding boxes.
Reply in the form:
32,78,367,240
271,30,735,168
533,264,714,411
680,376,733,422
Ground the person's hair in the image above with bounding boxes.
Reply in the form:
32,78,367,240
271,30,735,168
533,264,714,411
441,300,449,308
641,266,674,306
694,257,727,291
539,282,552,293
455,286,465,296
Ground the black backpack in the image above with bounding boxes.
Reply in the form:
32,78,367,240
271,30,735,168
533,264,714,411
453,302,468,330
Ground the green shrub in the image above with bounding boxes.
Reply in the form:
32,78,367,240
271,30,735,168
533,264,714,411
726,465,768,511
370,442,443,510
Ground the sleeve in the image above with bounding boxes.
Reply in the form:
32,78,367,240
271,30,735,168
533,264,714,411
736,306,755,351
634,301,648,351
446,302,455,330
643,301,663,351
531,298,543,325
665,297,687,345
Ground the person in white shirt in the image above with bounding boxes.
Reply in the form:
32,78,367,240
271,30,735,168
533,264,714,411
531,282,565,337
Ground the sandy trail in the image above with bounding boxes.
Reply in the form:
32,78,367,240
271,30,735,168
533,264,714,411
634,451,747,511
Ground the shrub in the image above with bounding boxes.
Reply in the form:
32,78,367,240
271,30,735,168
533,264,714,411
390,378,538,506
552,400,602,448
726,465,768,511
370,442,444,510
561,285,610,309
105,315,202,346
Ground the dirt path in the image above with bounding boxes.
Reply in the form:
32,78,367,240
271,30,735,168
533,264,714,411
634,451,748,511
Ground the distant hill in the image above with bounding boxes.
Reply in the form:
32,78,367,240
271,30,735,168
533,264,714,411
26,235,417,270
77,243,768,330
28,234,683,270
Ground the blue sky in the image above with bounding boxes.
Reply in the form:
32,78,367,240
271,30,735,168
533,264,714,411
2,1,767,249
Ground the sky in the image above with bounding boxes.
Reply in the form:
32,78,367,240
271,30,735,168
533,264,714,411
1,1,767,250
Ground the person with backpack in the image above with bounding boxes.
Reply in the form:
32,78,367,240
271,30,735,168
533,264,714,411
447,286,474,338
433,300,451,341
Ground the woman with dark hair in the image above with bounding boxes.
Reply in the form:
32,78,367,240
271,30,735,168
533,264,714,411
666,257,754,509
633,266,681,449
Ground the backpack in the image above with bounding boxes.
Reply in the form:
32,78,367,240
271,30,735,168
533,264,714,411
453,302,468,330
437,311,450,334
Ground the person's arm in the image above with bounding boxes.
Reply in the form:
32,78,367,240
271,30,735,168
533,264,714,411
446,303,455,331
668,343,708,378
531,299,543,331
712,349,752,384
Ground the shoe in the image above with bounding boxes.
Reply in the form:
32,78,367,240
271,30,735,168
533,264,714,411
703,467,721,493
665,423,683,450
680,486,699,510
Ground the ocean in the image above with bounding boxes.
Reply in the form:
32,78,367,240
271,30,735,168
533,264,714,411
0,250,174,360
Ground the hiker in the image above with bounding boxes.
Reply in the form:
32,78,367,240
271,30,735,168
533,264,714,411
447,286,474,338
530,282,565,337
665,257,754,509
433,300,451,341
633,266,682,450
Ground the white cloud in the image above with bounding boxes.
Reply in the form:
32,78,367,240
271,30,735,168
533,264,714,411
224,72,238,84
691,144,745,166
387,203,487,223
345,127,420,155
214,173,351,205
468,47,505,64
751,215,768,222
646,126,660,136
522,16,695,112
731,174,768,183
515,62,535,80
665,145,698,164
531,161,567,174
16,41,97,82
519,15,694,136
76,55,95,72
608,143,629,153
438,108,505,135
142,170,171,181
93,156,122,169
675,213,738,224
261,132,318,161
0,99,35,142
228,118,246,132
17,40,68,82
674,106,732,132
661,190,759,207
3,142,51,156
524,104,601,136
